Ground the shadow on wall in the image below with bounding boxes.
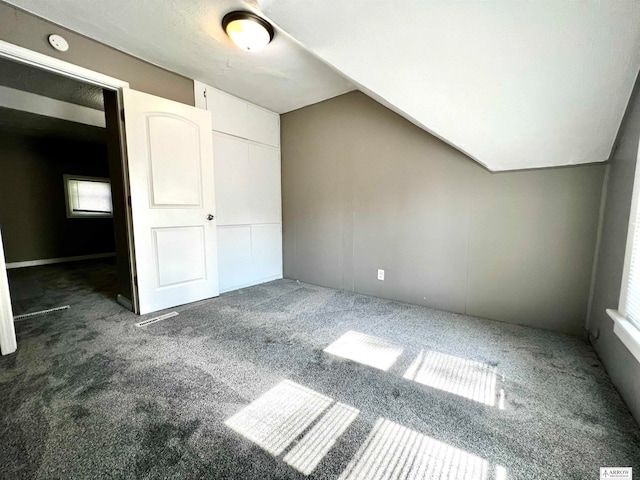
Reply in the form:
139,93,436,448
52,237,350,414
281,91,606,336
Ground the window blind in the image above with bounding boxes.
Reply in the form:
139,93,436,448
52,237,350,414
68,179,113,215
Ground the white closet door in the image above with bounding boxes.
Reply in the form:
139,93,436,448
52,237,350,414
248,144,282,224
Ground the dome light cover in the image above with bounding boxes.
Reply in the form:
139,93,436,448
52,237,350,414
222,12,274,53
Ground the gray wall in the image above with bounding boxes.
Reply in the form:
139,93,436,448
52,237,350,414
0,131,115,263
282,91,605,335
0,2,194,106
588,73,640,423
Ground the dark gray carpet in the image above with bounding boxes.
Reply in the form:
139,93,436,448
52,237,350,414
1,259,639,479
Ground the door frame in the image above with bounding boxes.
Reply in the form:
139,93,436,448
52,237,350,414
0,40,138,354
0,228,16,355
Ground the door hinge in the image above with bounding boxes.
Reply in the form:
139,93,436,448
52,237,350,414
203,89,207,98
120,109,125,122
133,275,138,286
127,195,132,207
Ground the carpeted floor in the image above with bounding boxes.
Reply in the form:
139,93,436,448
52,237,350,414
1,259,639,479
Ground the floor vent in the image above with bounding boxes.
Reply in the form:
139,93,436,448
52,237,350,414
14,305,71,321
135,311,179,328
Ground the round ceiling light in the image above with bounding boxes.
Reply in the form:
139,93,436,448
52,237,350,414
222,11,274,53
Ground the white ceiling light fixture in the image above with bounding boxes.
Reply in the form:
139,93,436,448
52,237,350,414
222,11,274,53
48,34,69,52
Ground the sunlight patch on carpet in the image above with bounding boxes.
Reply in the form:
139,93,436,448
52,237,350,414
404,350,503,408
284,401,359,475
225,380,333,456
324,331,403,371
339,418,508,480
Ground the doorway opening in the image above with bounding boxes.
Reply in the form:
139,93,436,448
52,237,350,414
0,52,135,347
0,39,222,355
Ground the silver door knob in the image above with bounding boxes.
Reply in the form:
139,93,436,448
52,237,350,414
207,214,215,221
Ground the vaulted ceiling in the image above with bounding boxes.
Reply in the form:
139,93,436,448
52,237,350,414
5,0,640,171
260,1,640,171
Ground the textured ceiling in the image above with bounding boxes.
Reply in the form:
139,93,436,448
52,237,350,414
0,56,105,142
3,0,354,114
0,107,106,142
261,1,640,171
5,1,640,170
0,57,104,110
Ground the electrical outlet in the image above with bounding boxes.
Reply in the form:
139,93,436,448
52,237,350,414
377,269,385,281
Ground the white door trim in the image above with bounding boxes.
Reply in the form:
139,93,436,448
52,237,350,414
0,40,129,89
0,40,136,353
0,229,17,355
0,85,106,127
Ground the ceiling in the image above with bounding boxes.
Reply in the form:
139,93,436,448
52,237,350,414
260,1,640,171
0,107,106,142
4,1,640,171
0,56,105,142
0,56,104,110
3,0,354,115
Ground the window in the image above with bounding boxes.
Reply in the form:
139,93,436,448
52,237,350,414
607,153,640,363
64,175,113,218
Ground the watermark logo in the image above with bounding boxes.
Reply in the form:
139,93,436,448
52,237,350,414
601,467,632,479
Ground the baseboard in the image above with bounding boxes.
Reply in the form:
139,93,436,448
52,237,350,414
219,274,283,294
116,294,133,312
6,252,116,269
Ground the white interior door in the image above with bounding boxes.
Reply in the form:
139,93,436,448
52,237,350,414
123,89,219,314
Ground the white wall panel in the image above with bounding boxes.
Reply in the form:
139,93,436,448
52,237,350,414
252,224,283,281
249,144,282,224
217,226,252,291
247,104,280,147
213,133,250,225
207,88,247,139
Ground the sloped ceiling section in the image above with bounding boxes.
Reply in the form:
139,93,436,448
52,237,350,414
3,0,354,114
260,1,640,171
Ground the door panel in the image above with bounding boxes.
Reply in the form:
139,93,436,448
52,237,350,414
147,115,202,206
153,227,206,286
123,88,219,314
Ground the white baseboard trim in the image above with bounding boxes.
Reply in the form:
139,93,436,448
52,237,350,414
6,252,116,269
220,274,283,294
